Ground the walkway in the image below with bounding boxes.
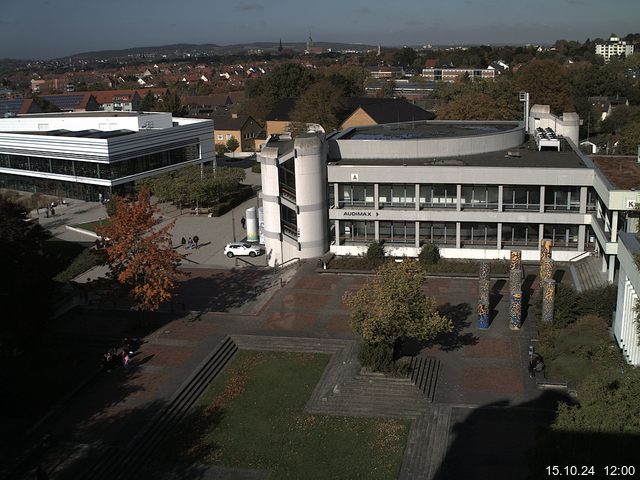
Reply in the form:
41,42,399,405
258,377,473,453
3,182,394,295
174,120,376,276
8,260,558,480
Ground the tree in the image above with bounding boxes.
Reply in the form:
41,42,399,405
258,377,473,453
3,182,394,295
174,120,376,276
343,261,453,348
418,243,440,266
215,143,228,157
139,91,157,111
97,188,183,311
380,80,396,98
0,195,53,348
291,79,346,132
246,63,316,103
160,90,185,116
366,240,386,268
226,136,239,153
515,59,575,114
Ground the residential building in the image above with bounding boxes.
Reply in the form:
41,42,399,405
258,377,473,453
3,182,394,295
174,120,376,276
588,96,629,121
92,90,143,112
0,111,214,201
595,34,634,63
213,114,263,152
421,67,496,82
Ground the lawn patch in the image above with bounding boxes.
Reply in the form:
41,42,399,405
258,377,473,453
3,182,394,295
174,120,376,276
157,350,409,479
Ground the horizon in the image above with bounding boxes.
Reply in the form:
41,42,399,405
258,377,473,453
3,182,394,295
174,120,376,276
2,0,639,60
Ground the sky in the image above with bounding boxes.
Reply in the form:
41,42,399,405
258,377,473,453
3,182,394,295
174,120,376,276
1,0,639,59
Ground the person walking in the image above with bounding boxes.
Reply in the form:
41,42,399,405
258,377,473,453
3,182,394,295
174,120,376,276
241,216,246,229
193,235,199,249
181,237,186,248
187,237,193,249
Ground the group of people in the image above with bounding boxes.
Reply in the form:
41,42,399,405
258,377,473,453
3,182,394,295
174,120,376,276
101,338,138,371
181,235,200,249
528,352,546,379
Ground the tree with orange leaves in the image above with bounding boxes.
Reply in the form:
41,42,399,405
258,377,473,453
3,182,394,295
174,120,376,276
97,187,183,311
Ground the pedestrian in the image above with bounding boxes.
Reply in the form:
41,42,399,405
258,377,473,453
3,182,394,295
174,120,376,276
181,237,186,248
193,235,199,249
50,207,55,216
241,216,246,229
187,236,193,249
45,208,49,218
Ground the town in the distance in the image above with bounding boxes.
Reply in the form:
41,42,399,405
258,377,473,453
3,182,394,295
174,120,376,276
1,30,639,480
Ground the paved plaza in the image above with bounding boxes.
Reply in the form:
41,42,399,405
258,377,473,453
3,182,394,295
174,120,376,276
5,176,567,478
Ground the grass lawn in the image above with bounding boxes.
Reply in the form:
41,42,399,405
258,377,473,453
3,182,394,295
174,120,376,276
158,350,409,480
73,218,111,233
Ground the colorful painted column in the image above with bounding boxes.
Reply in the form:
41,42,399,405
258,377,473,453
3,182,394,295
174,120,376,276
477,279,490,329
480,262,490,281
510,291,523,329
539,257,554,289
542,279,556,323
510,250,522,273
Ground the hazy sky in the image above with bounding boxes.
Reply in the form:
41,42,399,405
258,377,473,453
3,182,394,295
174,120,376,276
1,0,639,59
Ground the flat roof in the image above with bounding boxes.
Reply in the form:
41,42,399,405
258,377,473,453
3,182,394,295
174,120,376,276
338,121,518,141
4,129,137,139
12,111,161,118
329,140,588,169
592,156,640,190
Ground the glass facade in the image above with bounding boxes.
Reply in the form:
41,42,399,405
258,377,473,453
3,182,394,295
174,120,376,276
543,224,579,248
378,221,415,244
502,223,539,247
378,184,415,209
339,220,375,244
0,144,200,181
545,186,581,211
461,185,498,210
503,185,541,211
419,222,456,246
278,158,296,202
460,223,498,247
0,173,110,201
420,184,457,209
339,183,374,207
280,204,297,239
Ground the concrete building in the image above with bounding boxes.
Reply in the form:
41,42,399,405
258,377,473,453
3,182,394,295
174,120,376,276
0,111,214,201
595,34,634,63
258,106,640,364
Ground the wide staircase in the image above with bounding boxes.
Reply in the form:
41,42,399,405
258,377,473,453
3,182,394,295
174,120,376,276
569,255,609,292
73,337,239,480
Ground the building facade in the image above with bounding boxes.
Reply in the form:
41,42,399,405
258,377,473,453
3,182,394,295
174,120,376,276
421,67,496,82
595,34,634,63
0,112,214,201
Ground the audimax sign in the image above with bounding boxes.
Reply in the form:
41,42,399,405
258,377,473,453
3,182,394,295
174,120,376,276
343,211,379,217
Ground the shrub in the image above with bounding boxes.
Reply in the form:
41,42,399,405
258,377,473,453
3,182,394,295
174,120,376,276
576,284,617,325
534,283,617,328
366,240,386,266
53,248,105,283
418,243,440,266
359,342,394,372
251,163,262,174
210,186,254,217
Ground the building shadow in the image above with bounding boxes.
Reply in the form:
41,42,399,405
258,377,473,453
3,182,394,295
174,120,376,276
489,279,506,325
520,274,537,326
432,390,639,479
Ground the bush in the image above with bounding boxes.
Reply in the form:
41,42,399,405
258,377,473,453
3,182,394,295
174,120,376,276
418,243,440,266
210,186,254,217
366,240,386,266
53,248,105,283
359,342,394,372
576,284,617,325
251,163,261,174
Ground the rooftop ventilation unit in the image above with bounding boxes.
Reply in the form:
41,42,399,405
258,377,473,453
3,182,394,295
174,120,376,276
534,127,561,151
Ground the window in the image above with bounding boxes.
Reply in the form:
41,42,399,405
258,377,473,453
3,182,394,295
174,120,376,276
339,183,374,207
226,134,232,140
378,184,415,209
340,221,375,244
217,134,223,140
461,185,498,210
543,224,579,248
502,224,539,247
419,222,456,245
460,223,497,247
420,184,456,208
545,187,580,211
378,221,415,244
503,186,541,210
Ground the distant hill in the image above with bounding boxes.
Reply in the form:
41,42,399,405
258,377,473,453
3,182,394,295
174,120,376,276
58,41,378,61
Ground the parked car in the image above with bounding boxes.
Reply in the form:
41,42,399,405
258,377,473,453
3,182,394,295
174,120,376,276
224,242,263,258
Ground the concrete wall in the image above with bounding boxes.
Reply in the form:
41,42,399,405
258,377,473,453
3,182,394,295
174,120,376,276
614,232,640,365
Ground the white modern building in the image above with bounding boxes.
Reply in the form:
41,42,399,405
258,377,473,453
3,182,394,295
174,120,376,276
259,105,640,364
0,111,214,201
595,34,634,63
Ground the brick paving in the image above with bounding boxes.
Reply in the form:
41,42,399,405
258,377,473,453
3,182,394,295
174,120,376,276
10,260,562,480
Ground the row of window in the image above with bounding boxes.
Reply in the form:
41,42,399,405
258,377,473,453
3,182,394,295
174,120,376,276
0,145,200,181
337,220,583,249
331,183,596,212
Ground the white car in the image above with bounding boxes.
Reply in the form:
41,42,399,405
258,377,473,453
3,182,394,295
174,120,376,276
224,242,263,258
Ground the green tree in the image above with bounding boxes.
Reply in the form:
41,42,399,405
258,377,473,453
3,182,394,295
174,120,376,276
246,63,316,103
291,79,346,132
366,240,386,268
515,59,575,114
226,136,240,153
395,47,417,67
215,143,228,157
343,261,453,348
380,80,396,98
139,91,157,111
418,243,440,266
160,90,185,116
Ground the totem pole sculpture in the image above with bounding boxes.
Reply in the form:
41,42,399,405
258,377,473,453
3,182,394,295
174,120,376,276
509,250,523,329
477,262,490,329
539,239,552,287
542,278,556,323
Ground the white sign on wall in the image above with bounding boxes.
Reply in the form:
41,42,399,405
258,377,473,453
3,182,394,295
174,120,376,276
351,173,359,181
626,200,637,209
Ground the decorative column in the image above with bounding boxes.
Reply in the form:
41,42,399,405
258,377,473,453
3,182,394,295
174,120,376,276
510,250,522,273
539,239,552,287
478,279,490,329
480,262,490,281
510,291,523,329
539,258,554,289
541,279,556,323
